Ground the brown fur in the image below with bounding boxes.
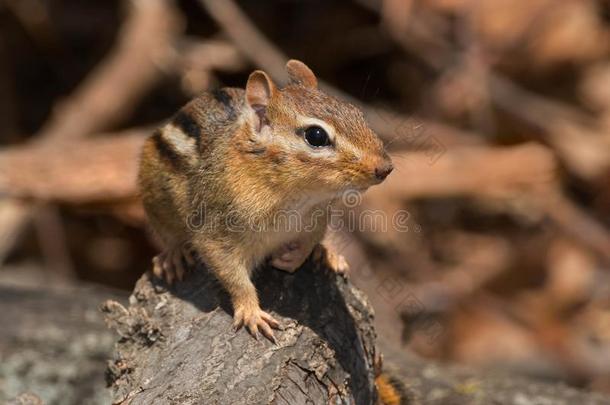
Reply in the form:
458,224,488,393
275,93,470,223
138,60,392,340
375,373,409,405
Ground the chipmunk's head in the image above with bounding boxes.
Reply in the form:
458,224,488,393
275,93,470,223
242,60,392,194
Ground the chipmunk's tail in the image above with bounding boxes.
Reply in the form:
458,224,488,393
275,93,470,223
375,372,409,405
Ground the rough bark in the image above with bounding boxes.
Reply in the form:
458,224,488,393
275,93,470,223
1,265,609,404
102,246,379,405
0,280,125,405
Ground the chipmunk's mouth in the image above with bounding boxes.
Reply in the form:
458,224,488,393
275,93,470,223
340,175,370,190
341,156,393,188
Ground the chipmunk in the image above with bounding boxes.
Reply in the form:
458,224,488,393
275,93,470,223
138,60,393,342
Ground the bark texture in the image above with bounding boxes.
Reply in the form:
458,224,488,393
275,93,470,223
0,281,124,405
102,247,379,405
1,266,609,404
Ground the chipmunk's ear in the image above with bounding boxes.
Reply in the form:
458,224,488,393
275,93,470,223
246,70,276,131
246,70,276,108
286,60,317,89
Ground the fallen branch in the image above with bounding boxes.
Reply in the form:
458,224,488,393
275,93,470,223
366,143,558,201
0,129,147,202
103,246,379,404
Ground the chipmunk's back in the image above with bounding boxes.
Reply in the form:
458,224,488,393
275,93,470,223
140,87,245,174
138,87,245,246
171,87,245,159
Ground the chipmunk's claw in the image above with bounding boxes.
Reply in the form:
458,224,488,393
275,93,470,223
152,245,196,285
233,305,279,343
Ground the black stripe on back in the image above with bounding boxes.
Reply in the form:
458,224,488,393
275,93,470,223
152,130,184,171
246,147,266,155
172,111,201,142
213,89,236,119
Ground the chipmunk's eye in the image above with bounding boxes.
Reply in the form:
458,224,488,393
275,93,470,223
303,126,331,147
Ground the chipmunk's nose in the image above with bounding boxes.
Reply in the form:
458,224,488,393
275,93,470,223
374,163,393,181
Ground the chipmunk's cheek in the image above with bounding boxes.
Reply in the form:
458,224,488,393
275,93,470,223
337,169,366,190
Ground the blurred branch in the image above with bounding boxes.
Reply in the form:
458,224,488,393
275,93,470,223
0,201,30,264
35,0,182,143
33,205,75,278
177,38,246,95
198,0,286,79
365,143,610,262
198,0,481,148
0,0,182,265
374,0,610,180
360,0,610,261
489,74,610,180
367,143,558,201
489,74,594,128
546,197,610,264
0,129,147,202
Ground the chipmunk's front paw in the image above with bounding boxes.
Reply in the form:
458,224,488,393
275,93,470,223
312,244,349,275
233,303,280,343
326,250,350,275
152,244,197,284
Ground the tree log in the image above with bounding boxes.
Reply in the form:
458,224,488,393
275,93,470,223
102,246,379,404
2,264,609,404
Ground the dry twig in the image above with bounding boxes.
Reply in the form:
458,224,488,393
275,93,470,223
198,0,479,148
0,0,182,263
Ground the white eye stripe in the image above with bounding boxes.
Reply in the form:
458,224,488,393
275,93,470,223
296,116,336,143
294,115,365,159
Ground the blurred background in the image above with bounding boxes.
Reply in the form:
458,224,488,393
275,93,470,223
2,0,610,401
